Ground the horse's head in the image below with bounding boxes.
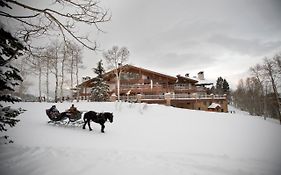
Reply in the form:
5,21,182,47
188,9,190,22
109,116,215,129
106,112,114,123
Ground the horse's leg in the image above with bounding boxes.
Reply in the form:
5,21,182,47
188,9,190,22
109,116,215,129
87,120,92,131
100,123,105,133
82,119,87,129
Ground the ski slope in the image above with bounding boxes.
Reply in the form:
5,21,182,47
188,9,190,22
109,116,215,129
0,102,281,175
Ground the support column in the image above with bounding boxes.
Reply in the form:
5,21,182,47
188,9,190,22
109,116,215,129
165,92,171,106
137,94,142,103
110,93,117,102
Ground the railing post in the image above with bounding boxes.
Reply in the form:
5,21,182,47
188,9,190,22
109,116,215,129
110,93,117,102
137,94,142,103
165,93,171,106
211,93,214,102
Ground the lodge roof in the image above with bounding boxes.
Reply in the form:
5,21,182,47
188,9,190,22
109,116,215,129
176,75,199,84
78,64,199,88
103,64,177,81
77,77,99,88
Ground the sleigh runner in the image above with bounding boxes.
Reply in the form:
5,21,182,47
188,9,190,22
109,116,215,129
46,109,84,126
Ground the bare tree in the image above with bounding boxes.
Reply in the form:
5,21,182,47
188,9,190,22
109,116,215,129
26,53,45,102
12,56,32,97
233,53,281,124
103,46,130,101
60,43,68,101
263,57,281,124
37,57,43,102
64,41,83,101
66,43,75,90
75,46,83,101
0,0,111,51
49,41,61,102
273,53,281,74
1,0,111,103
250,64,267,119
44,52,51,102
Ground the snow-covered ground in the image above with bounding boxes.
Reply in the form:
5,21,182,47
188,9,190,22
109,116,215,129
0,102,281,175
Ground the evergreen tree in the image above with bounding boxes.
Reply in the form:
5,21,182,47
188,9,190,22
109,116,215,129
210,85,215,94
223,79,230,94
0,28,25,143
91,60,109,101
215,77,224,94
215,77,230,95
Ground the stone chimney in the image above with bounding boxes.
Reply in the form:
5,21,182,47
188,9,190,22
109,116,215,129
198,71,204,80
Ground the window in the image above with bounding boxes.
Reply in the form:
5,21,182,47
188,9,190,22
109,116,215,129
120,72,140,80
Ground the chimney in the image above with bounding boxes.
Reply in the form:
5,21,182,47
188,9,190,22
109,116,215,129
185,73,189,77
82,76,91,82
198,71,204,80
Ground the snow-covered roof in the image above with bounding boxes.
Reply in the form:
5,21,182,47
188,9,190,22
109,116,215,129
208,103,221,109
196,79,212,84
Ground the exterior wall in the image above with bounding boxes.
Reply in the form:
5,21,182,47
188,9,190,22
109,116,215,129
107,71,228,112
170,98,228,112
141,99,166,105
108,83,116,92
120,93,229,113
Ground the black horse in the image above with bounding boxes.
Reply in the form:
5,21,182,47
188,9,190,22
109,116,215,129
82,111,113,133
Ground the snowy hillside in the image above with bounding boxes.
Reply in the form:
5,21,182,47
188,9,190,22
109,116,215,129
0,102,281,175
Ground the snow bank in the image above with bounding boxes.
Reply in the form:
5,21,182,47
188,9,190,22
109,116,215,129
0,102,280,175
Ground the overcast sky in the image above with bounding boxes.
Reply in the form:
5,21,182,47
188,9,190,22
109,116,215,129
7,0,281,94
78,0,281,89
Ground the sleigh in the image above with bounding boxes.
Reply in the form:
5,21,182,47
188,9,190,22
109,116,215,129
46,109,83,126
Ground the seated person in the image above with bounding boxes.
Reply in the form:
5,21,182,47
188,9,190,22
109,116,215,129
67,104,79,116
49,105,60,118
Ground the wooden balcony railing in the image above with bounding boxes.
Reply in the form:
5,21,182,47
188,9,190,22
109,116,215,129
120,94,226,101
119,84,205,93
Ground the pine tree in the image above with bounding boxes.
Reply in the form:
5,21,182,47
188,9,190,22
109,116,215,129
91,60,109,101
215,77,230,95
215,77,224,94
223,79,230,94
0,27,25,143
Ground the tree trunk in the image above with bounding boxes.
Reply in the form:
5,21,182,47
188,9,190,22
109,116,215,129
75,54,79,102
70,52,74,101
60,49,66,101
38,66,42,102
270,76,281,124
54,51,59,103
264,59,281,124
46,59,49,102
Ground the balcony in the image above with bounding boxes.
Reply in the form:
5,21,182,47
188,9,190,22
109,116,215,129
118,83,205,94
120,93,226,101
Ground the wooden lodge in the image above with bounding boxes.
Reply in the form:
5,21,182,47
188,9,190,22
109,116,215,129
77,64,228,112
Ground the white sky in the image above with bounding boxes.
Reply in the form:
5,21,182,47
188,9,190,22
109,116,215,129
4,0,281,94
78,0,281,89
